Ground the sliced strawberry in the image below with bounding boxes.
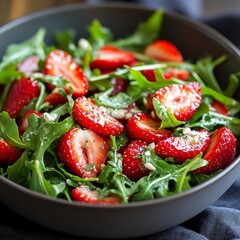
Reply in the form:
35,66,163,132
44,49,88,98
122,140,150,181
141,68,190,82
211,100,229,116
0,139,23,167
110,77,128,96
194,127,236,174
126,113,172,143
154,129,210,163
154,82,202,121
72,185,121,205
73,96,124,136
4,77,40,119
44,91,68,106
17,55,40,76
144,40,183,62
58,128,108,178
19,110,42,135
90,45,135,71
163,67,190,80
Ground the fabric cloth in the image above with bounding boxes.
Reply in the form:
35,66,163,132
0,2,240,240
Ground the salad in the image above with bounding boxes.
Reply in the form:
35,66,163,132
0,9,240,205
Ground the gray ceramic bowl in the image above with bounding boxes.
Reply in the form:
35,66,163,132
0,3,240,239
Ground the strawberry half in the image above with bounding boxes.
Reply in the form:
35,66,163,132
44,91,68,106
194,127,236,174
44,49,88,98
154,129,211,163
19,110,42,135
4,77,40,119
58,128,108,178
72,185,121,205
154,82,202,121
17,55,40,76
73,96,124,136
0,139,23,167
211,100,229,116
90,45,135,71
122,140,150,181
144,40,183,62
126,113,172,143
141,68,190,82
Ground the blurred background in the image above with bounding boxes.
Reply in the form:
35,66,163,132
1,0,240,47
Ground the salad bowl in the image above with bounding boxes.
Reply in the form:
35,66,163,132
0,2,240,239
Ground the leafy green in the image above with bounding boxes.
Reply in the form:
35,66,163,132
0,28,46,70
112,9,164,50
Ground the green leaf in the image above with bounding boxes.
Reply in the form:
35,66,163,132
0,28,46,70
112,9,164,50
0,111,26,148
88,19,113,49
153,98,184,128
93,88,134,109
6,150,31,185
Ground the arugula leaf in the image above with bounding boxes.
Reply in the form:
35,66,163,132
0,63,23,84
93,88,134,109
112,9,164,50
153,98,184,128
88,19,113,49
195,56,226,92
0,28,46,70
0,111,26,148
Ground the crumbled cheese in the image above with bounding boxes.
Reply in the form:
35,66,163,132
144,162,156,171
78,38,91,50
43,113,58,122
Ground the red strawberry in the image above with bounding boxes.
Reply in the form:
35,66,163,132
58,128,108,178
73,96,124,136
4,77,40,119
141,68,190,82
163,67,190,80
0,139,23,167
44,91,67,106
144,40,183,62
126,113,172,143
44,49,88,98
90,45,135,71
194,127,236,174
17,55,40,76
211,100,229,116
154,129,211,163
19,110,42,135
72,185,121,205
154,82,202,121
122,140,150,181
110,77,128,96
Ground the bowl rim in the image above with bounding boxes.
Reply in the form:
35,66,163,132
0,1,240,209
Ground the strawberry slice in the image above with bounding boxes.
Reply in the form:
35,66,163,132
194,127,236,174
4,77,40,119
211,100,229,116
72,185,121,205
73,96,124,136
144,40,183,62
58,128,108,178
19,110,42,135
126,113,172,143
122,140,150,181
154,129,211,163
17,55,40,76
90,45,135,71
44,91,68,106
141,68,190,82
0,139,23,167
154,82,202,121
44,49,88,98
